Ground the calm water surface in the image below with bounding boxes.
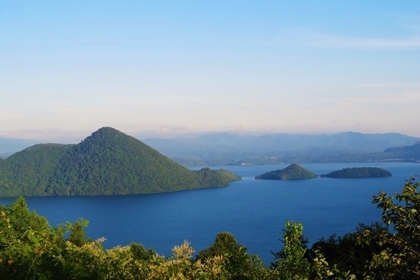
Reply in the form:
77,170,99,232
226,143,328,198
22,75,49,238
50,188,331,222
1,162,419,264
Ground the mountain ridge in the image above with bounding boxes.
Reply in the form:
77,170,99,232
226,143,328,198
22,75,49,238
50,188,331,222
142,132,420,165
2,130,420,166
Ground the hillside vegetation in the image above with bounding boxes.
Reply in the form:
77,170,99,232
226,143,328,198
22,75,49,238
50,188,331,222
0,127,240,197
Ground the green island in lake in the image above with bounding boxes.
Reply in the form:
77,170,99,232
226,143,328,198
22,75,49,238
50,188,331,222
255,163,317,180
255,164,392,180
320,167,392,178
0,127,241,197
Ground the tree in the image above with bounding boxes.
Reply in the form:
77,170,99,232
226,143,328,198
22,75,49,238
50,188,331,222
311,223,387,278
129,242,156,261
196,232,241,261
271,227,309,268
271,221,354,279
361,177,420,278
271,221,311,279
195,232,266,279
0,197,67,279
68,219,88,247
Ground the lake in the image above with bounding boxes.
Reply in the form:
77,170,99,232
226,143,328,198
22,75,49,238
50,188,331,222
1,162,419,264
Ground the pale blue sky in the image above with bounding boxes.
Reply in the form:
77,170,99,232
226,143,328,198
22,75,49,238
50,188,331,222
1,1,420,141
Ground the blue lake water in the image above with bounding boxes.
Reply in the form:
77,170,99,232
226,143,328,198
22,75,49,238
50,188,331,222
1,162,419,264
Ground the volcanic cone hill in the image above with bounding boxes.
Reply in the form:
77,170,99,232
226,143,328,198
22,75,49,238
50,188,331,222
0,127,240,197
255,163,317,180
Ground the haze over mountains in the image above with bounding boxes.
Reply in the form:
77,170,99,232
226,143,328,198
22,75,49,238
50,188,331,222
142,132,420,165
0,138,40,158
2,130,420,166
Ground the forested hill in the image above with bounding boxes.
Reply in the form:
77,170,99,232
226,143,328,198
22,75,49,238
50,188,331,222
0,144,72,196
0,127,240,197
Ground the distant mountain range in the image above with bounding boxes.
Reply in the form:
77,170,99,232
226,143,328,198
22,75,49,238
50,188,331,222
0,127,240,197
141,132,420,166
2,131,420,166
0,138,40,158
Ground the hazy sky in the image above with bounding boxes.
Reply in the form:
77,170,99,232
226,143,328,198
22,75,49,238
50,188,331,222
1,1,420,141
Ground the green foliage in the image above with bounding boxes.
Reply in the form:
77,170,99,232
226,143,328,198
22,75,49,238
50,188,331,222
270,221,353,279
195,232,267,280
313,177,420,279
255,163,317,180
0,197,64,279
0,127,241,196
272,221,311,279
359,177,420,278
68,219,88,247
270,229,309,268
321,167,392,178
0,144,70,196
194,167,241,188
0,198,217,279
196,232,242,261
311,223,387,278
129,242,156,261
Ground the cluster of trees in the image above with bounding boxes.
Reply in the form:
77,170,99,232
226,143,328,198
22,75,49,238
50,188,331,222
1,177,420,279
0,127,240,197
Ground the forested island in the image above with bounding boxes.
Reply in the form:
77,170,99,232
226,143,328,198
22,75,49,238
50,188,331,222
320,167,392,178
255,163,317,180
0,127,240,197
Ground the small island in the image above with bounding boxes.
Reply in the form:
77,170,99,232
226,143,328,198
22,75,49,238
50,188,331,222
320,167,392,178
255,163,317,180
